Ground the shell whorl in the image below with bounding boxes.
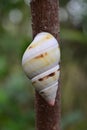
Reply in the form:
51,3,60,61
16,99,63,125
22,32,60,106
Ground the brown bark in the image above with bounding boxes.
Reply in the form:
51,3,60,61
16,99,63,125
30,0,61,130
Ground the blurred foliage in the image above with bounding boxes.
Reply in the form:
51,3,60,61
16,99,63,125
0,0,87,130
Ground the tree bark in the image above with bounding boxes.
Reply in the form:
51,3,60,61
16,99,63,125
30,0,61,130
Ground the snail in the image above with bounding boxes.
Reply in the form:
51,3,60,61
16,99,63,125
22,32,60,106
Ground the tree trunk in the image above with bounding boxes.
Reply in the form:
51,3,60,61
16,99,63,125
30,0,61,130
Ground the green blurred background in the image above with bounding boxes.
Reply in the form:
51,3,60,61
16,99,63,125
0,0,87,130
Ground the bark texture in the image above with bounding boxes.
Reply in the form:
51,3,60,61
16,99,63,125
30,0,61,130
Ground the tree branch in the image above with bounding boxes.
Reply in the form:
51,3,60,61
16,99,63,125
30,0,61,130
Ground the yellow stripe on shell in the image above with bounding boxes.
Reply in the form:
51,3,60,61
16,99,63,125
27,33,55,50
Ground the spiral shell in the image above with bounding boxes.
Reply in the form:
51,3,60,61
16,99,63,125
22,32,60,106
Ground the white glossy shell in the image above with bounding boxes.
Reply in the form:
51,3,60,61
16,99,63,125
22,32,60,106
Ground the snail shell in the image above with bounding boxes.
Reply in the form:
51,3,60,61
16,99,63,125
22,32,60,106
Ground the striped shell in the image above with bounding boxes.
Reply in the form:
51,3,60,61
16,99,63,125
22,32,60,106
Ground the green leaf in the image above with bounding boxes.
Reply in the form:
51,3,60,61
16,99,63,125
61,28,87,45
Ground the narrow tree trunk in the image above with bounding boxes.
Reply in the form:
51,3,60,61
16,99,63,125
30,0,61,130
